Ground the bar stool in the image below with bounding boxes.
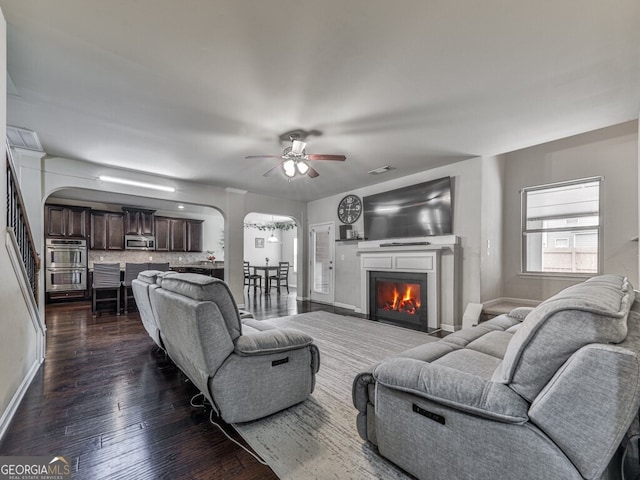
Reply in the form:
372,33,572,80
92,263,121,316
122,262,149,314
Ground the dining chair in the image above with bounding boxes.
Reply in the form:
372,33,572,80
269,261,290,294
122,262,150,314
243,261,262,292
92,263,122,316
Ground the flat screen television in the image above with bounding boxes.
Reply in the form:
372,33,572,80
363,176,453,241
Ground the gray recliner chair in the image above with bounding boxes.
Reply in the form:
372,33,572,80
149,273,320,423
354,275,640,480
132,270,174,349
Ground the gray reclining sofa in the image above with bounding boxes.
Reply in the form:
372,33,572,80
354,274,640,479
133,271,320,423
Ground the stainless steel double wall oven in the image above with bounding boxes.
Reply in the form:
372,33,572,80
45,238,88,292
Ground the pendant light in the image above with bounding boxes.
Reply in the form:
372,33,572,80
267,216,279,243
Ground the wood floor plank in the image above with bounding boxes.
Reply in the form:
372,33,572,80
0,288,357,478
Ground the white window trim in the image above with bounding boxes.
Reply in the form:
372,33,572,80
520,176,603,278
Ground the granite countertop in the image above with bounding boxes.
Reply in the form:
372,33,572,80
172,262,224,270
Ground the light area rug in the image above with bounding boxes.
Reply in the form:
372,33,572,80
233,311,438,480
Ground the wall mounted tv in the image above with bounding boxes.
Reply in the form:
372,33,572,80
363,176,453,241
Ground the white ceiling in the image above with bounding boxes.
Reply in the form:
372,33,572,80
3,0,640,202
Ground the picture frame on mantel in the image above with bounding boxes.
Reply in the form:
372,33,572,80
255,237,265,248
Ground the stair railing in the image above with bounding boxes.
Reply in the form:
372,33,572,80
6,147,41,305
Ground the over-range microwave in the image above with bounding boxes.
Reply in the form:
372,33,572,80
125,235,156,250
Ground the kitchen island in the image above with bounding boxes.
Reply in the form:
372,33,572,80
171,262,224,280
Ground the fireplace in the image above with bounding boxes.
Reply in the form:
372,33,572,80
369,271,428,331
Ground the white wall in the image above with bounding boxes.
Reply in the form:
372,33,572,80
0,9,42,440
502,121,639,300
243,228,283,266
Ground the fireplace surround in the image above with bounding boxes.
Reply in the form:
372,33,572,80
357,235,461,331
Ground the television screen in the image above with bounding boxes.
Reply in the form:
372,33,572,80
363,177,453,241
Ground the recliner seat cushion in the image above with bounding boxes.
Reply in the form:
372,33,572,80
498,274,634,401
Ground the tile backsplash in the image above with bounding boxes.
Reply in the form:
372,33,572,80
88,250,221,268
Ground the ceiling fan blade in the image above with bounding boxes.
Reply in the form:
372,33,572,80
307,165,320,178
306,154,346,161
263,162,284,177
245,155,283,159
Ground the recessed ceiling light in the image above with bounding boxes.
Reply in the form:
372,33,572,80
178,205,185,209
98,175,176,193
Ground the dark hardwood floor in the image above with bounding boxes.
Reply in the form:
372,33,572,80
0,287,347,479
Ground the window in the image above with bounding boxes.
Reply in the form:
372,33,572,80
522,177,602,275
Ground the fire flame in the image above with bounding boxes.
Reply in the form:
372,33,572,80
379,282,421,315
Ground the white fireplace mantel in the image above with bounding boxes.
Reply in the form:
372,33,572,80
357,236,461,331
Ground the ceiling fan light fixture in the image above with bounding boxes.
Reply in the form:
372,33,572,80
291,140,306,155
283,159,296,177
296,161,309,175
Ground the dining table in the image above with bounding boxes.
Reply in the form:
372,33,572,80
251,265,279,291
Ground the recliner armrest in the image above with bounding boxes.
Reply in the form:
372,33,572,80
234,328,314,356
374,357,529,423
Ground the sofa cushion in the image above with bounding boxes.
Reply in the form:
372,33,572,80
498,274,634,402
160,273,242,340
432,349,503,379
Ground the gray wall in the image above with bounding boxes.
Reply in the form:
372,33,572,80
307,156,491,313
480,155,506,301
502,120,639,300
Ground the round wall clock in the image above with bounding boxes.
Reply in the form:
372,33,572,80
337,194,362,224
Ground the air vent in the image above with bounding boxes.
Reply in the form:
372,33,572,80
368,165,393,175
7,126,43,152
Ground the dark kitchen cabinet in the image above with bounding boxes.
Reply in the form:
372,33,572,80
170,219,187,252
186,220,203,252
154,217,202,252
45,204,89,238
123,207,154,236
90,211,124,250
154,217,171,251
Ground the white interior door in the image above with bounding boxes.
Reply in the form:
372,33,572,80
309,222,335,304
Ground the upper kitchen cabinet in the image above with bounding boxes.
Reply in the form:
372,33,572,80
170,218,187,252
154,216,171,252
123,207,155,236
186,220,203,252
154,217,203,252
45,204,89,238
90,211,124,250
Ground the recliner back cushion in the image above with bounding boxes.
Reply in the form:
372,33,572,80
137,269,164,284
159,273,242,340
498,275,634,402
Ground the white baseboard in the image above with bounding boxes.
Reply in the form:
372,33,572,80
441,324,457,332
0,359,41,442
333,302,357,311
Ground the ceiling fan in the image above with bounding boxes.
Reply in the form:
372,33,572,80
246,133,346,179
